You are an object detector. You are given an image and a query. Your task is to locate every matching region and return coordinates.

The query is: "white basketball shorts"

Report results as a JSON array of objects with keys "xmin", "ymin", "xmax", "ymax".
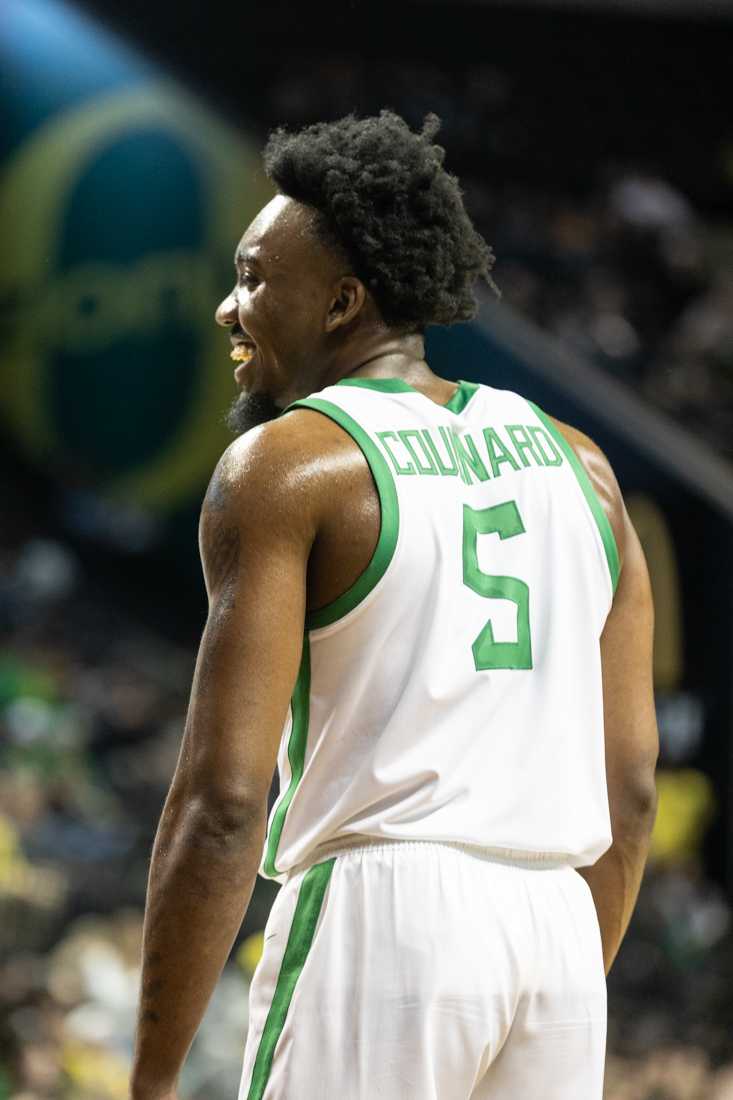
[{"xmin": 238, "ymin": 840, "xmax": 607, "ymax": 1099}]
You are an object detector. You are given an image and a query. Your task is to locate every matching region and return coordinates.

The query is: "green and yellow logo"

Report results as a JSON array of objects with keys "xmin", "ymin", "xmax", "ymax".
[{"xmin": 0, "ymin": 83, "xmax": 272, "ymax": 509}]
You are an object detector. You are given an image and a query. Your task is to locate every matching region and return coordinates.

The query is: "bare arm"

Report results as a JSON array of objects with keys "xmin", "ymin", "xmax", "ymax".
[
  {"xmin": 548, "ymin": 415, "xmax": 655, "ymax": 976},
  {"xmin": 552, "ymin": 418, "xmax": 659, "ymax": 976},
  {"xmin": 129, "ymin": 423, "xmax": 317, "ymax": 1100},
  {"xmin": 578, "ymin": 508, "xmax": 659, "ymax": 974}
]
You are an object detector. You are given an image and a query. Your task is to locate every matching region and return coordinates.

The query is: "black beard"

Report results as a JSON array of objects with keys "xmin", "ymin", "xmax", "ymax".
[{"xmin": 225, "ymin": 390, "xmax": 283, "ymax": 436}]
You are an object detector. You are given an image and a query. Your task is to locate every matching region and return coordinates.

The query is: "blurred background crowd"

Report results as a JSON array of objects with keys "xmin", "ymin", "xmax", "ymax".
[
  {"xmin": 2, "ymin": 0, "xmax": 733, "ymax": 1097},
  {"xmin": 252, "ymin": 54, "xmax": 733, "ymax": 462}
]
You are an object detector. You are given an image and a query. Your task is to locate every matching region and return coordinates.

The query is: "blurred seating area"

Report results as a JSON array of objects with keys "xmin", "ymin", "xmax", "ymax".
[{"xmin": 484, "ymin": 174, "xmax": 733, "ymax": 460}]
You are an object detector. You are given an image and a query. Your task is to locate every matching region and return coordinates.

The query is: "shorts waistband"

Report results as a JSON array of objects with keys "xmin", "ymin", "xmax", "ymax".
[{"xmin": 286, "ymin": 836, "xmax": 574, "ymax": 880}]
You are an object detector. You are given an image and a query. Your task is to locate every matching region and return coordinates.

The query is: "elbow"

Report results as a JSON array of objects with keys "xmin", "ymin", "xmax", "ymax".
[
  {"xmin": 609, "ymin": 768, "xmax": 658, "ymax": 825},
  {"xmin": 184, "ymin": 788, "xmax": 266, "ymax": 845},
  {"xmin": 637, "ymin": 782, "xmax": 658, "ymax": 820}
]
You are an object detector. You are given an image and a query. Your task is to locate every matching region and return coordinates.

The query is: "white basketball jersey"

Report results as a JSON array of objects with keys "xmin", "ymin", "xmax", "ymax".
[{"xmin": 259, "ymin": 378, "xmax": 619, "ymax": 882}]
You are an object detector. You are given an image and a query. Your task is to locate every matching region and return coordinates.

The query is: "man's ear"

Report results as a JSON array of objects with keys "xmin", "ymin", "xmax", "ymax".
[{"xmin": 325, "ymin": 276, "xmax": 366, "ymax": 332}]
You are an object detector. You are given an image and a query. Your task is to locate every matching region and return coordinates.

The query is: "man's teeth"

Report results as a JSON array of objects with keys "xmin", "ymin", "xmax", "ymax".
[{"xmin": 230, "ymin": 345, "xmax": 255, "ymax": 364}]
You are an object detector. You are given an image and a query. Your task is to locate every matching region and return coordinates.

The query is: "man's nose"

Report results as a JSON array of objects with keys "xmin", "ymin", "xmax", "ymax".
[{"xmin": 215, "ymin": 291, "xmax": 238, "ymax": 327}]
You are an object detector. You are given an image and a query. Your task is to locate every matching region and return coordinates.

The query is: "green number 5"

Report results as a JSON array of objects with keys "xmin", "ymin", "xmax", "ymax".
[{"xmin": 462, "ymin": 501, "xmax": 533, "ymax": 671}]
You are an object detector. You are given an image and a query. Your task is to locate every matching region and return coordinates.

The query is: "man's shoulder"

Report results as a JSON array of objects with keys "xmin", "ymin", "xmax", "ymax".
[
  {"xmin": 204, "ymin": 407, "xmax": 362, "ymax": 531},
  {"xmin": 222, "ymin": 404, "xmax": 356, "ymax": 477}
]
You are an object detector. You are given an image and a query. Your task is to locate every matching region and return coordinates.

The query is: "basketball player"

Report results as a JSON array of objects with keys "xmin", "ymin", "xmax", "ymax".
[{"xmin": 130, "ymin": 111, "xmax": 658, "ymax": 1100}]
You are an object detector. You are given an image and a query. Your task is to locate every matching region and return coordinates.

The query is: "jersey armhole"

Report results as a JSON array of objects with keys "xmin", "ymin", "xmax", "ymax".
[
  {"xmin": 286, "ymin": 396, "xmax": 400, "ymax": 630},
  {"xmin": 528, "ymin": 402, "xmax": 620, "ymax": 595}
]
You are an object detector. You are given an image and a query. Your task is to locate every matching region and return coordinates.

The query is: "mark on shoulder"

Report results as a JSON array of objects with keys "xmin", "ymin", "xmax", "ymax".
[
  {"xmin": 201, "ymin": 404, "xmax": 363, "ymax": 602},
  {"xmin": 548, "ymin": 415, "xmax": 626, "ymax": 569},
  {"xmin": 200, "ymin": 441, "xmax": 246, "ymax": 606},
  {"xmin": 200, "ymin": 416, "xmax": 335, "ymax": 603}
]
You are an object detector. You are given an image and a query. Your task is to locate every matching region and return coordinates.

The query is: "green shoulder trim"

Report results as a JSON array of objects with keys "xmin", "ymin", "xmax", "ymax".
[
  {"xmin": 245, "ymin": 858, "xmax": 335, "ymax": 1100},
  {"xmin": 262, "ymin": 636, "xmax": 311, "ymax": 878},
  {"xmin": 528, "ymin": 402, "xmax": 620, "ymax": 594},
  {"xmin": 445, "ymin": 379, "xmax": 480, "ymax": 413},
  {"xmin": 287, "ymin": 396, "xmax": 400, "ymax": 630}
]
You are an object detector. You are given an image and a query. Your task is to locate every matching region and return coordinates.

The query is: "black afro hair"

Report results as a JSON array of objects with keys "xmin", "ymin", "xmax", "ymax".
[{"xmin": 262, "ymin": 110, "xmax": 499, "ymax": 330}]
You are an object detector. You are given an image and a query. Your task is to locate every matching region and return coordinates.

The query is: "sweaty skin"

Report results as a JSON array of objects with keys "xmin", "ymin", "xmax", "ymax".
[{"xmin": 129, "ymin": 195, "xmax": 658, "ymax": 1100}]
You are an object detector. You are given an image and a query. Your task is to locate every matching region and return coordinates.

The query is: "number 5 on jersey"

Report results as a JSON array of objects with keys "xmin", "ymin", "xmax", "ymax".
[{"xmin": 462, "ymin": 501, "xmax": 533, "ymax": 671}]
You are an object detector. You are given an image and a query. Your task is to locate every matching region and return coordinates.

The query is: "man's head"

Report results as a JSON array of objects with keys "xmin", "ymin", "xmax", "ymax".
[{"xmin": 217, "ymin": 110, "xmax": 497, "ymax": 434}]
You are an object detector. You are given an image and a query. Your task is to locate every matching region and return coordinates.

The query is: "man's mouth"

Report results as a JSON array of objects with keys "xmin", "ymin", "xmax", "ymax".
[
  {"xmin": 230, "ymin": 327, "xmax": 258, "ymax": 367},
  {"xmin": 230, "ymin": 343, "xmax": 256, "ymax": 366}
]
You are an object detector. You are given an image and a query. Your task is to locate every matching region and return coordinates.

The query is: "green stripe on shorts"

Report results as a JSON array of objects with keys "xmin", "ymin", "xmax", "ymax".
[{"xmin": 245, "ymin": 858, "xmax": 336, "ymax": 1100}]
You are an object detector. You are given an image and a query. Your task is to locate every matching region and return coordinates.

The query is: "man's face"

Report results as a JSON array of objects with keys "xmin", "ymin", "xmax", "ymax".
[{"xmin": 215, "ymin": 194, "xmax": 346, "ymax": 435}]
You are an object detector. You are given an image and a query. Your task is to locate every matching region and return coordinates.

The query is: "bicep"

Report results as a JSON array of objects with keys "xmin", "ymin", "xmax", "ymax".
[
  {"xmin": 173, "ymin": 446, "xmax": 312, "ymax": 814},
  {"xmin": 188, "ymin": 547, "xmax": 306, "ymax": 810},
  {"xmin": 600, "ymin": 510, "xmax": 659, "ymax": 811}
]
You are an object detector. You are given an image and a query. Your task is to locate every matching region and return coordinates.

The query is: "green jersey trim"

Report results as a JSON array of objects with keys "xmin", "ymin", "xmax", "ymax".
[
  {"xmin": 287, "ymin": 396, "xmax": 400, "ymax": 630},
  {"xmin": 263, "ymin": 636, "xmax": 311, "ymax": 878},
  {"xmin": 245, "ymin": 858, "xmax": 335, "ymax": 1100},
  {"xmin": 335, "ymin": 376, "xmax": 480, "ymax": 413},
  {"xmin": 445, "ymin": 379, "xmax": 480, "ymax": 413},
  {"xmin": 528, "ymin": 402, "xmax": 620, "ymax": 594}
]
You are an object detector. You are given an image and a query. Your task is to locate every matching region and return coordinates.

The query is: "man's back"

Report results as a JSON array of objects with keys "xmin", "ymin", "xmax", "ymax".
[
  {"xmin": 225, "ymin": 372, "xmax": 627, "ymax": 1100},
  {"xmin": 261, "ymin": 376, "xmax": 617, "ymax": 882},
  {"xmin": 132, "ymin": 109, "xmax": 657, "ymax": 1100}
]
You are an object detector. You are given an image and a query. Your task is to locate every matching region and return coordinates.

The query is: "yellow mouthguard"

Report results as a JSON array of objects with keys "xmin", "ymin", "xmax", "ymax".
[{"xmin": 230, "ymin": 345, "xmax": 255, "ymax": 364}]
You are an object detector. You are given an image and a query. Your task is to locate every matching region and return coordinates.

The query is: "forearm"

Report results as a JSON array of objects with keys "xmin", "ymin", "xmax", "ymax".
[
  {"xmin": 578, "ymin": 798, "xmax": 657, "ymax": 976},
  {"xmin": 130, "ymin": 790, "xmax": 264, "ymax": 1098}
]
